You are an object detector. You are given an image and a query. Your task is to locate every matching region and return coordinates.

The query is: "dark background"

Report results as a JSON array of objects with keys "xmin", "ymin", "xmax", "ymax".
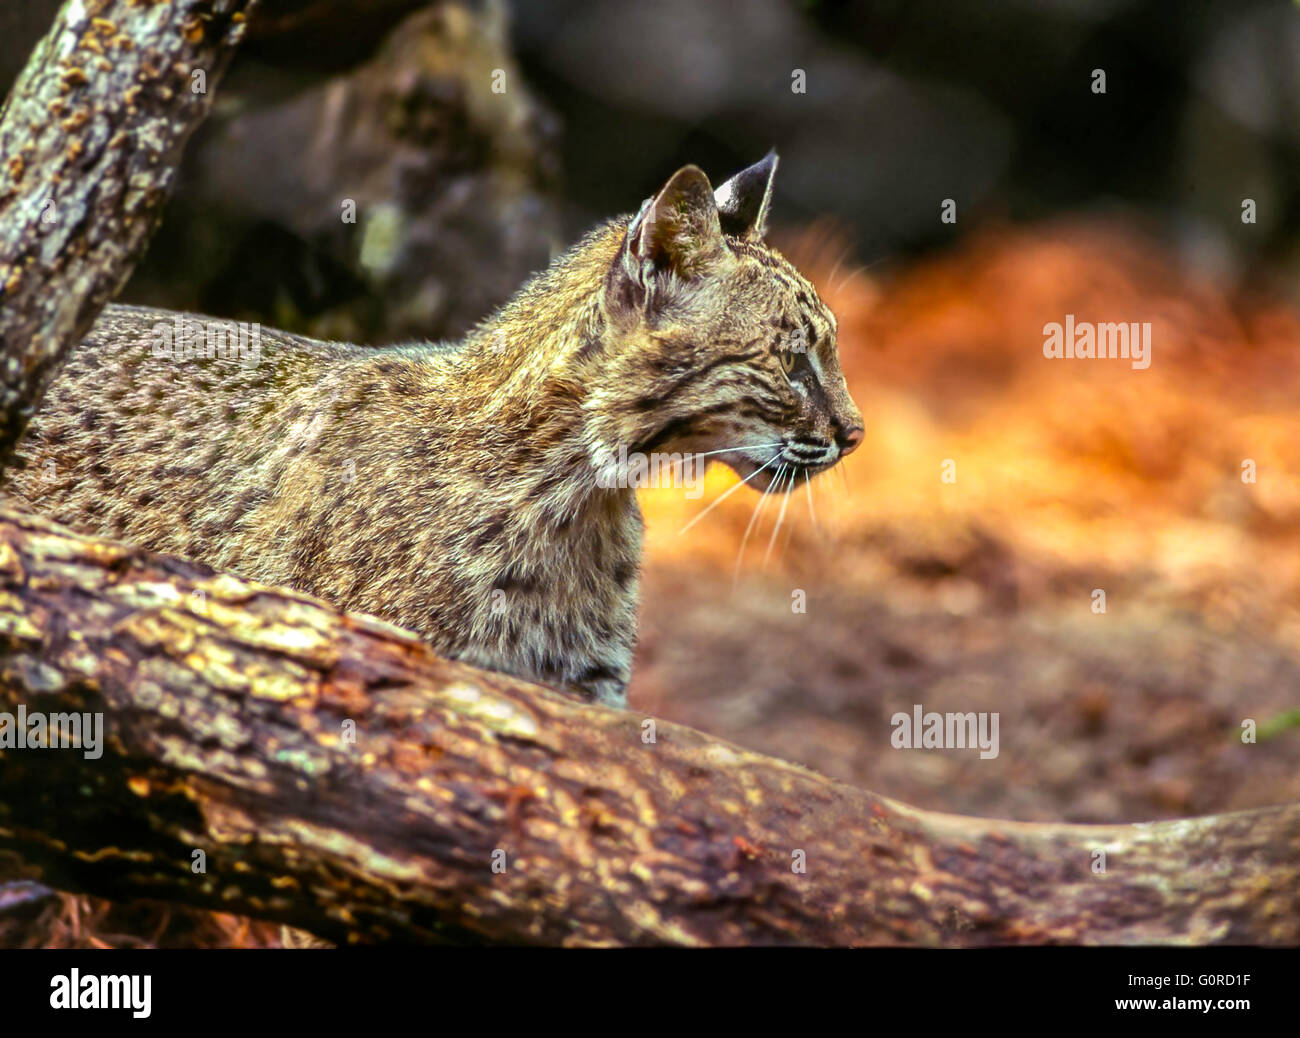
[
  {"xmin": 5, "ymin": 0, "xmax": 1297, "ymax": 332},
  {"xmin": 512, "ymin": 0, "xmax": 1300, "ymax": 291}
]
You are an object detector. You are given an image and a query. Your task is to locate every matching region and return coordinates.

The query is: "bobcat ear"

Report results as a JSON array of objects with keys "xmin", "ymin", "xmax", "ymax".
[
  {"xmin": 713, "ymin": 150, "xmax": 778, "ymax": 240},
  {"xmin": 626, "ymin": 165, "xmax": 727, "ymax": 281}
]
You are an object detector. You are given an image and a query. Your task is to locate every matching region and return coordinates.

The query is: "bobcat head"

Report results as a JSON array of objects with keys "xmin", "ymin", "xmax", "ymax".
[{"xmin": 591, "ymin": 152, "xmax": 863, "ymax": 494}]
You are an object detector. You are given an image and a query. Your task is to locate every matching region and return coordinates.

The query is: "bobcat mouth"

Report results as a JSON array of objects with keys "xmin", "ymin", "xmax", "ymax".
[
  {"xmin": 720, "ymin": 440, "xmax": 836, "ymax": 494},
  {"xmin": 781, "ymin": 438, "xmax": 836, "ymax": 469},
  {"xmin": 750, "ymin": 461, "xmax": 828, "ymax": 495}
]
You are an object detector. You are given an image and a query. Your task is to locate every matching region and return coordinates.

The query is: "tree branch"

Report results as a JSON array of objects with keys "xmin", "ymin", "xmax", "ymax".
[
  {"xmin": 0, "ymin": 506, "xmax": 1296, "ymax": 946},
  {"xmin": 0, "ymin": 0, "xmax": 258, "ymax": 460}
]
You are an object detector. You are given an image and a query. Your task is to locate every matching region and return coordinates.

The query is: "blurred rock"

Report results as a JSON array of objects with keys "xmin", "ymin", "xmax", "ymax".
[
  {"xmin": 511, "ymin": 0, "xmax": 1010, "ymax": 247},
  {"xmin": 126, "ymin": 1, "xmax": 562, "ymax": 342}
]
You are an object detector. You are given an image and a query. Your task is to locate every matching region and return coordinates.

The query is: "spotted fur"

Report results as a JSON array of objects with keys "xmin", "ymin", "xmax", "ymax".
[{"xmin": 5, "ymin": 154, "xmax": 862, "ymax": 707}]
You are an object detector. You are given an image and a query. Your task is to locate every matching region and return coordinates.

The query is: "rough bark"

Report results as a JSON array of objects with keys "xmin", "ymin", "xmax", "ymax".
[
  {"xmin": 0, "ymin": 0, "xmax": 258, "ymax": 460},
  {"xmin": 0, "ymin": 507, "xmax": 1296, "ymax": 946}
]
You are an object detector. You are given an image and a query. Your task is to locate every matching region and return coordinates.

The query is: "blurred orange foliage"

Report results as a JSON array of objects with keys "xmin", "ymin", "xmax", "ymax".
[{"xmin": 634, "ymin": 220, "xmax": 1300, "ymax": 826}]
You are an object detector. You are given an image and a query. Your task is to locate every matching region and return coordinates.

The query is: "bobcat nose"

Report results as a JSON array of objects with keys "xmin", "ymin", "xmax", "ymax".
[{"xmin": 838, "ymin": 424, "xmax": 864, "ymax": 457}]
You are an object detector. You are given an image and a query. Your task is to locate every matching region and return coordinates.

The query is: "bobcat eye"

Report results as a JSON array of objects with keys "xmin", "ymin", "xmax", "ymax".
[{"xmin": 779, "ymin": 347, "xmax": 807, "ymax": 378}]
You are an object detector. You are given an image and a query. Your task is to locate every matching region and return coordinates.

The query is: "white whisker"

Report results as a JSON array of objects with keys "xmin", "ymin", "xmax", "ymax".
[
  {"xmin": 763, "ymin": 467, "xmax": 793, "ymax": 568},
  {"xmin": 803, "ymin": 469, "xmax": 817, "ymax": 529},
  {"xmin": 692, "ymin": 442, "xmax": 783, "ymax": 460},
  {"xmin": 664, "ymin": 443, "xmax": 782, "ymax": 482},
  {"xmin": 822, "ymin": 470, "xmax": 842, "ymax": 538},
  {"xmin": 667, "ymin": 442, "xmax": 784, "ymax": 482},
  {"xmin": 678, "ymin": 452, "xmax": 780, "ymax": 535},
  {"xmin": 825, "ymin": 241, "xmax": 854, "ymax": 294},
  {"xmin": 733, "ymin": 461, "xmax": 782, "ymax": 586},
  {"xmin": 779, "ymin": 499, "xmax": 797, "ymax": 562}
]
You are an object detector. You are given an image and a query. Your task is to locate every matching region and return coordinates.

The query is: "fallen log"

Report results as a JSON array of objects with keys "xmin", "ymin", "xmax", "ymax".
[{"xmin": 0, "ymin": 506, "xmax": 1296, "ymax": 945}]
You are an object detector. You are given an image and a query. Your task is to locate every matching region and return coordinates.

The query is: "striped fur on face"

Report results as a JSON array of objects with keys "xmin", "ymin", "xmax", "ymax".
[{"xmin": 588, "ymin": 154, "xmax": 864, "ymax": 494}]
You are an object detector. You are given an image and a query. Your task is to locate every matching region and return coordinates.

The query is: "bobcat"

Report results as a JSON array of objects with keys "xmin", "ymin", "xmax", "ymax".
[{"xmin": 5, "ymin": 153, "xmax": 863, "ymax": 707}]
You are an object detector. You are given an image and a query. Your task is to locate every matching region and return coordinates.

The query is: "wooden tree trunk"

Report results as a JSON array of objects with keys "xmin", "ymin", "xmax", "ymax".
[
  {"xmin": 0, "ymin": 507, "xmax": 1297, "ymax": 945},
  {"xmin": 0, "ymin": 0, "xmax": 258, "ymax": 459}
]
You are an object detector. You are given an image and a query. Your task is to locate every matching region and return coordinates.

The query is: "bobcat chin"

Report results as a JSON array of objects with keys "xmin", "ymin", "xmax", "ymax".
[{"xmin": 6, "ymin": 153, "xmax": 862, "ymax": 708}]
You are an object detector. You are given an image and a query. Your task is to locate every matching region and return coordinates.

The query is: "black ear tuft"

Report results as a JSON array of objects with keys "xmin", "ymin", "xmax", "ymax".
[{"xmin": 713, "ymin": 150, "xmax": 778, "ymax": 240}]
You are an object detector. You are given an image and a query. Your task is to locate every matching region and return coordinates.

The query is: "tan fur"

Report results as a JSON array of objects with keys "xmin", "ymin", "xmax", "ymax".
[{"xmin": 5, "ymin": 157, "xmax": 861, "ymax": 706}]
